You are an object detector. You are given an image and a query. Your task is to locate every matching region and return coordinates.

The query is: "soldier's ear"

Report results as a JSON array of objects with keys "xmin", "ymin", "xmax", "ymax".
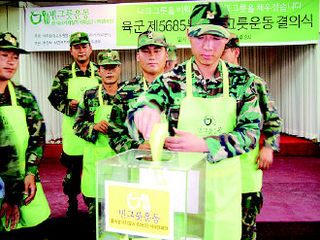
[
  {"xmin": 234, "ymin": 47, "xmax": 240, "ymax": 59},
  {"xmin": 97, "ymin": 68, "xmax": 102, "ymax": 77},
  {"xmin": 165, "ymin": 50, "xmax": 169, "ymax": 61}
]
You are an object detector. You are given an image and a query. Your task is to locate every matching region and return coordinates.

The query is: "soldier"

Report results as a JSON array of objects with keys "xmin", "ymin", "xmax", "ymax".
[
  {"xmin": 48, "ymin": 32, "xmax": 101, "ymax": 218},
  {"xmin": 164, "ymin": 43, "xmax": 179, "ymax": 72},
  {"xmin": 73, "ymin": 49, "xmax": 121, "ymax": 230},
  {"xmin": 128, "ymin": 2, "xmax": 261, "ymax": 239},
  {"xmin": 108, "ymin": 30, "xmax": 168, "ymax": 153},
  {"xmin": 0, "ymin": 32, "xmax": 49, "ymax": 232},
  {"xmin": 221, "ymin": 34, "xmax": 282, "ymax": 240}
]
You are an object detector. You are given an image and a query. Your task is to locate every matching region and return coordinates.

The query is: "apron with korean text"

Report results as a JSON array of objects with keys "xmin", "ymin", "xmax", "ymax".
[
  {"xmin": 62, "ymin": 62, "xmax": 99, "ymax": 155},
  {"xmin": 0, "ymin": 81, "xmax": 50, "ymax": 230},
  {"xmin": 81, "ymin": 85, "xmax": 116, "ymax": 197},
  {"xmin": 177, "ymin": 59, "xmax": 241, "ymax": 240}
]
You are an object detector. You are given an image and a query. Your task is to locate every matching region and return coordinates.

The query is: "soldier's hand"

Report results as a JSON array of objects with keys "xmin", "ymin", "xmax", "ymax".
[
  {"xmin": 94, "ymin": 120, "xmax": 109, "ymax": 135},
  {"xmin": 134, "ymin": 106, "xmax": 161, "ymax": 141},
  {"xmin": 24, "ymin": 174, "xmax": 36, "ymax": 205},
  {"xmin": 256, "ymin": 146, "xmax": 273, "ymax": 170},
  {"xmin": 138, "ymin": 142, "xmax": 151, "ymax": 150},
  {"xmin": 0, "ymin": 202, "xmax": 20, "ymax": 230},
  {"xmin": 165, "ymin": 128, "xmax": 209, "ymax": 152},
  {"xmin": 70, "ymin": 99, "xmax": 79, "ymax": 112}
]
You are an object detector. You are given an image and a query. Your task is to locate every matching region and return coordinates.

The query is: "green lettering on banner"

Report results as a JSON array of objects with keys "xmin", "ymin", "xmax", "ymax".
[{"xmin": 116, "ymin": 0, "xmax": 319, "ymax": 47}]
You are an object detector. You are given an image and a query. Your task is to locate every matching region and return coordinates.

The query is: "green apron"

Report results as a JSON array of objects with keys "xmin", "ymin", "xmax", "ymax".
[
  {"xmin": 240, "ymin": 145, "xmax": 263, "ymax": 193},
  {"xmin": 0, "ymin": 81, "xmax": 50, "ymax": 230},
  {"xmin": 177, "ymin": 59, "xmax": 241, "ymax": 240},
  {"xmin": 62, "ymin": 62, "xmax": 99, "ymax": 155},
  {"xmin": 81, "ymin": 85, "xmax": 116, "ymax": 198}
]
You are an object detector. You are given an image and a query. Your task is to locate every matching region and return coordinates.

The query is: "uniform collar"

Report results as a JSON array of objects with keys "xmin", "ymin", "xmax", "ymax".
[{"xmin": 190, "ymin": 57, "xmax": 223, "ymax": 83}]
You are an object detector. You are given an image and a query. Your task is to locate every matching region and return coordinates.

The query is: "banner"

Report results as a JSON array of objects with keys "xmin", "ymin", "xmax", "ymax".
[
  {"xmin": 25, "ymin": 0, "xmax": 319, "ymax": 51},
  {"xmin": 25, "ymin": 5, "xmax": 116, "ymax": 51}
]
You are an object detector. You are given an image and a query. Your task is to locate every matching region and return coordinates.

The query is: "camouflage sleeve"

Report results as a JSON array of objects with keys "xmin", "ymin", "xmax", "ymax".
[
  {"xmin": 22, "ymin": 89, "xmax": 46, "ymax": 177},
  {"xmin": 0, "ymin": 127, "xmax": 24, "ymax": 206},
  {"xmin": 108, "ymin": 94, "xmax": 141, "ymax": 153},
  {"xmin": 205, "ymin": 78, "xmax": 261, "ymax": 162},
  {"xmin": 48, "ymin": 72, "xmax": 75, "ymax": 117},
  {"xmin": 128, "ymin": 74, "xmax": 261, "ymax": 162},
  {"xmin": 255, "ymin": 78, "xmax": 282, "ymax": 151},
  {"xmin": 126, "ymin": 76, "xmax": 169, "ymax": 142},
  {"xmin": 73, "ymin": 92, "xmax": 98, "ymax": 143},
  {"xmin": 0, "ymin": 175, "xmax": 24, "ymax": 206}
]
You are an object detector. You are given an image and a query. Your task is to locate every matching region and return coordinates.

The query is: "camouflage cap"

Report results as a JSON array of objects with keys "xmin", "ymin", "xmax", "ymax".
[
  {"xmin": 69, "ymin": 32, "xmax": 90, "ymax": 46},
  {"xmin": 167, "ymin": 43, "xmax": 178, "ymax": 61},
  {"xmin": 188, "ymin": 2, "xmax": 230, "ymax": 39},
  {"xmin": 137, "ymin": 31, "xmax": 167, "ymax": 49},
  {"xmin": 97, "ymin": 49, "xmax": 121, "ymax": 65},
  {"xmin": 0, "ymin": 32, "xmax": 29, "ymax": 54},
  {"xmin": 225, "ymin": 33, "xmax": 240, "ymax": 49}
]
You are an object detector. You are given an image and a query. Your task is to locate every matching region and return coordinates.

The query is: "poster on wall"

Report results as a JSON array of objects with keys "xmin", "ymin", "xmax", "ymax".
[
  {"xmin": 25, "ymin": 4, "xmax": 116, "ymax": 51},
  {"xmin": 25, "ymin": 0, "xmax": 319, "ymax": 51}
]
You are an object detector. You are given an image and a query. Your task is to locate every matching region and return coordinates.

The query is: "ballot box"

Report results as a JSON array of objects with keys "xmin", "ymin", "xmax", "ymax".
[{"xmin": 96, "ymin": 149, "xmax": 206, "ymax": 240}]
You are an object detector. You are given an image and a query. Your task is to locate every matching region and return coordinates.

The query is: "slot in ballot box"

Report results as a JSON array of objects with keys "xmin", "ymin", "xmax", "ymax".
[{"xmin": 96, "ymin": 149, "xmax": 206, "ymax": 240}]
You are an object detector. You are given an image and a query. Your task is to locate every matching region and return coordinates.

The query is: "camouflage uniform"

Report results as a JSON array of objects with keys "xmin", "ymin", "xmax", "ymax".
[
  {"xmin": 225, "ymin": 35, "xmax": 282, "ymax": 240},
  {"xmin": 0, "ymin": 83, "xmax": 45, "ymax": 207},
  {"xmin": 108, "ymin": 31, "xmax": 167, "ymax": 153},
  {"xmin": 127, "ymin": 58, "xmax": 261, "ymax": 162},
  {"xmin": 254, "ymin": 74, "xmax": 282, "ymax": 151},
  {"xmin": 48, "ymin": 62, "xmax": 101, "ymax": 117},
  {"xmin": 108, "ymin": 76, "xmax": 147, "ymax": 153},
  {"xmin": 73, "ymin": 85, "xmax": 116, "ymax": 223},
  {"xmin": 48, "ymin": 61, "xmax": 101, "ymax": 195},
  {"xmin": 240, "ymin": 74, "xmax": 281, "ymax": 240},
  {"xmin": 226, "ymin": 37, "xmax": 281, "ymax": 240},
  {"xmin": 73, "ymin": 50, "xmax": 121, "ymax": 227},
  {"xmin": 74, "ymin": 86, "xmax": 116, "ymax": 143}
]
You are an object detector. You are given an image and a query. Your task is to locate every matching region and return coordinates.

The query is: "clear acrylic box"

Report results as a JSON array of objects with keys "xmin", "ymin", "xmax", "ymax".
[{"xmin": 96, "ymin": 149, "xmax": 206, "ymax": 240}]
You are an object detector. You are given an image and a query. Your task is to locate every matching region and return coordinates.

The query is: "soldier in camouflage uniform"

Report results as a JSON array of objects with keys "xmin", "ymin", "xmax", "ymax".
[
  {"xmin": 108, "ymin": 31, "xmax": 168, "ymax": 153},
  {"xmin": 164, "ymin": 43, "xmax": 179, "ymax": 72},
  {"xmin": 221, "ymin": 34, "xmax": 282, "ymax": 240},
  {"xmin": 73, "ymin": 50, "xmax": 121, "ymax": 231},
  {"xmin": 128, "ymin": 3, "xmax": 261, "ymax": 160},
  {"xmin": 0, "ymin": 32, "xmax": 47, "ymax": 231},
  {"xmin": 128, "ymin": 3, "xmax": 262, "ymax": 238},
  {"xmin": 48, "ymin": 32, "xmax": 101, "ymax": 218}
]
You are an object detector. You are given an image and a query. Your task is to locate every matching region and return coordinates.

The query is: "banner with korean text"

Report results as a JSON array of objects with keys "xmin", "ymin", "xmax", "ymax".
[{"xmin": 25, "ymin": 0, "xmax": 319, "ymax": 51}]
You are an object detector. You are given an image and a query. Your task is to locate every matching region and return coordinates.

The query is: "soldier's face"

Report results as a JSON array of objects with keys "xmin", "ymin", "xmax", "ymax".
[
  {"xmin": 0, "ymin": 50, "xmax": 19, "ymax": 81},
  {"xmin": 136, "ymin": 45, "xmax": 168, "ymax": 76},
  {"xmin": 99, "ymin": 65, "xmax": 121, "ymax": 85},
  {"xmin": 70, "ymin": 43, "xmax": 92, "ymax": 64},
  {"xmin": 188, "ymin": 34, "xmax": 228, "ymax": 67}
]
